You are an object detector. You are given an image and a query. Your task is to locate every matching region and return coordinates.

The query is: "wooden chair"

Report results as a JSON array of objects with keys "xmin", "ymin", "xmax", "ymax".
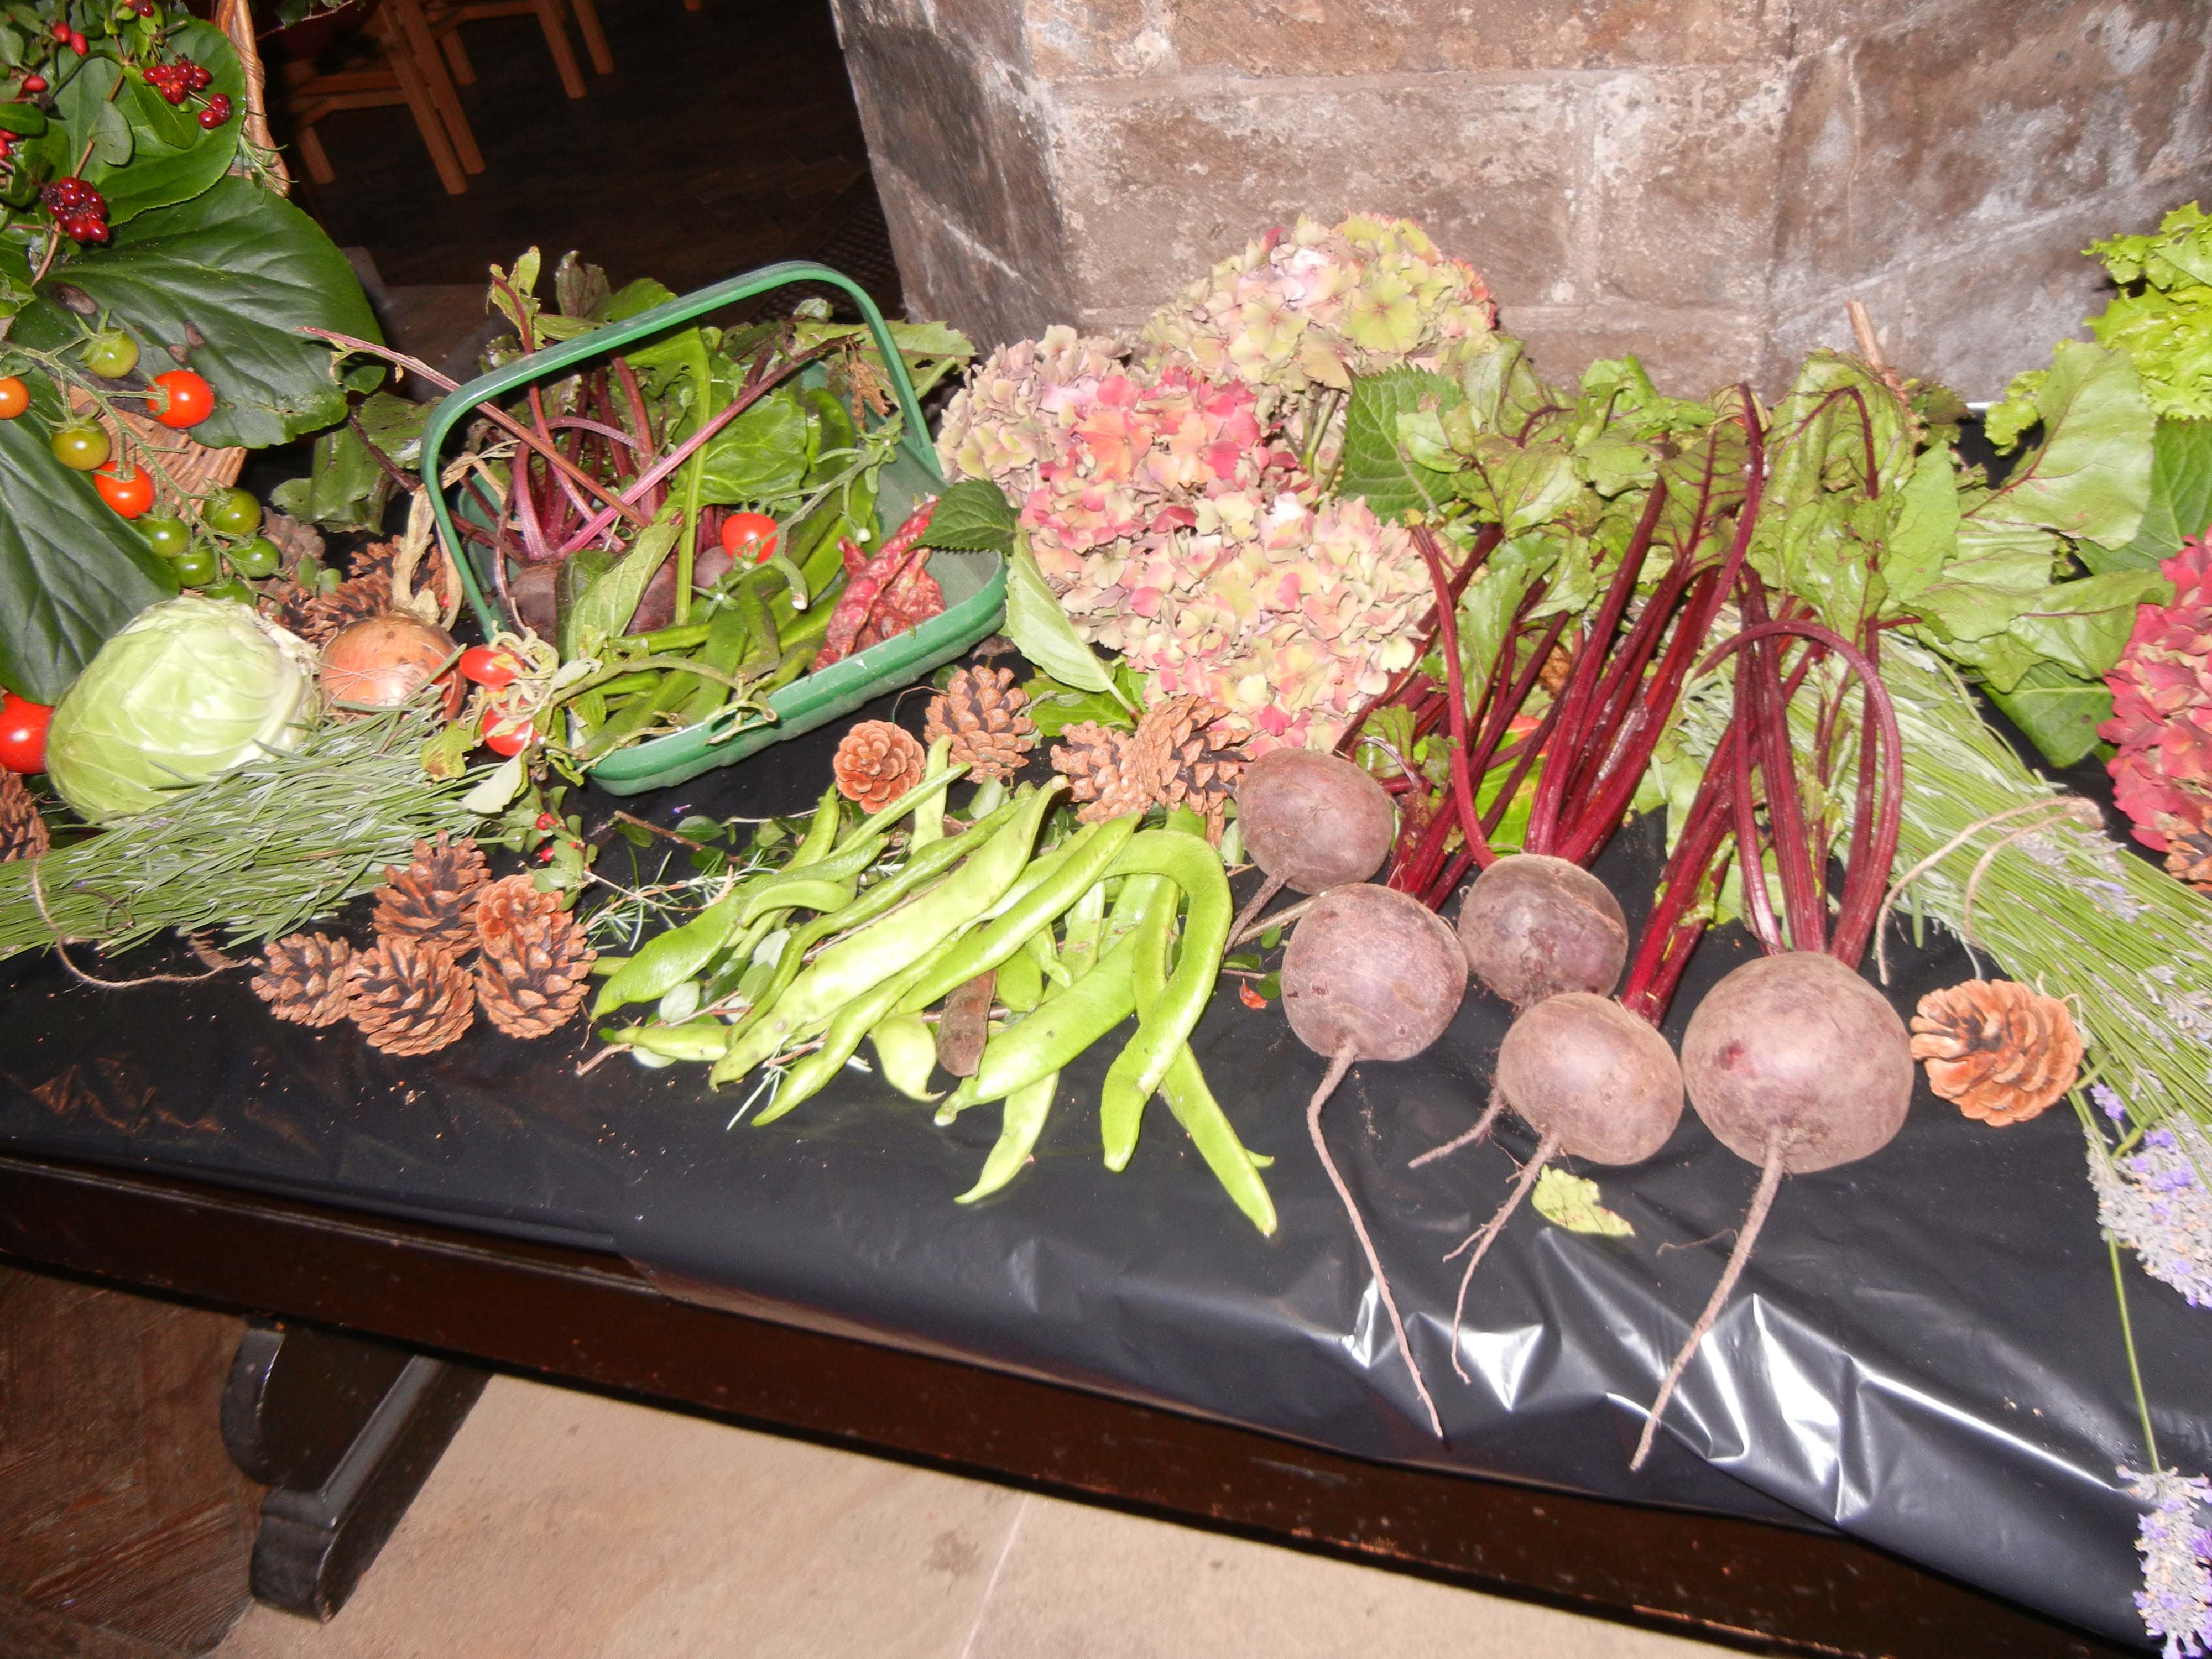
[
  {"xmin": 274, "ymin": 0, "xmax": 485, "ymax": 196},
  {"xmin": 420, "ymin": 0, "xmax": 612, "ymax": 102}
]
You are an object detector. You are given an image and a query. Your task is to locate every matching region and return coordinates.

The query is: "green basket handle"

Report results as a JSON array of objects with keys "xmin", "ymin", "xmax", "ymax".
[{"xmin": 418, "ymin": 260, "xmax": 941, "ymax": 641}]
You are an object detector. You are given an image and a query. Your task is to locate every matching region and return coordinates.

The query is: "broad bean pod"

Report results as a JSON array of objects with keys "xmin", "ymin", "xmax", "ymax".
[
  {"xmin": 753, "ymin": 940, "xmax": 961, "ymax": 1123},
  {"xmin": 940, "ymin": 931, "xmax": 1140, "ymax": 1117},
  {"xmin": 1092, "ymin": 828, "xmax": 1233, "ymax": 1142}
]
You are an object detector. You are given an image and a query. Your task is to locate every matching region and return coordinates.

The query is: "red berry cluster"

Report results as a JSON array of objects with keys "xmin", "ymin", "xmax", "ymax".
[
  {"xmin": 198, "ymin": 90, "xmax": 230, "ymax": 129},
  {"xmin": 49, "ymin": 20, "xmax": 86, "ymax": 54},
  {"xmin": 143, "ymin": 57, "xmax": 212, "ymax": 105},
  {"xmin": 41, "ymin": 176, "xmax": 108, "ymax": 244}
]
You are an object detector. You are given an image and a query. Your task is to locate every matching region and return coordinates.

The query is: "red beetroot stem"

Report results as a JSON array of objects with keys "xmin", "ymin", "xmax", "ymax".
[
  {"xmin": 1735, "ymin": 581, "xmax": 1827, "ymax": 951},
  {"xmin": 1524, "ymin": 482, "xmax": 1670, "ymax": 854},
  {"xmin": 1334, "ymin": 525, "xmax": 1500, "ymax": 759},
  {"xmin": 1412, "ymin": 526, "xmax": 1496, "ymax": 875}
]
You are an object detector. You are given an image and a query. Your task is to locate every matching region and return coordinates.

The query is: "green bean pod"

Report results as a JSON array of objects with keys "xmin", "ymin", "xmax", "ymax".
[
  {"xmin": 774, "ymin": 784, "xmax": 1057, "ymax": 1029},
  {"xmin": 601, "ymin": 1019, "xmax": 733, "ymax": 1062},
  {"xmin": 940, "ymin": 931, "xmax": 1139, "ymax": 1118},
  {"xmin": 996, "ymin": 940, "xmax": 1044, "ymax": 1011},
  {"xmin": 956, "ymin": 1070, "xmax": 1058, "ymax": 1205},
  {"xmin": 736, "ymin": 872, "xmax": 859, "ymax": 927},
  {"xmin": 896, "ymin": 814, "xmax": 1139, "ymax": 1013},
  {"xmin": 753, "ymin": 943, "xmax": 956, "ymax": 1124},
  {"xmin": 870, "ymin": 1011, "xmax": 938, "ymax": 1101},
  {"xmin": 1094, "ymin": 830, "xmax": 1233, "ymax": 1167},
  {"xmin": 722, "ymin": 794, "xmax": 1024, "ymax": 1042},
  {"xmin": 1158, "ymin": 1048, "xmax": 1277, "ymax": 1235},
  {"xmin": 1099, "ymin": 871, "xmax": 1177, "ymax": 1168},
  {"xmin": 593, "ymin": 885, "xmax": 749, "ymax": 1018}
]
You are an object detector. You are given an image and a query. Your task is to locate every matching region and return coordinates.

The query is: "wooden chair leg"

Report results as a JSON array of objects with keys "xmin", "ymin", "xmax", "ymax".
[
  {"xmin": 387, "ymin": 0, "xmax": 485, "ymax": 174},
  {"xmin": 681, "ymin": 0, "xmax": 701, "ymax": 12},
  {"xmin": 374, "ymin": 11, "xmax": 468, "ymax": 194},
  {"xmin": 295, "ymin": 122, "xmax": 336, "ymax": 185},
  {"xmin": 437, "ymin": 28, "xmax": 476, "ymax": 85},
  {"xmin": 566, "ymin": 0, "xmax": 613, "ymax": 76},
  {"xmin": 530, "ymin": 0, "xmax": 588, "ymax": 98}
]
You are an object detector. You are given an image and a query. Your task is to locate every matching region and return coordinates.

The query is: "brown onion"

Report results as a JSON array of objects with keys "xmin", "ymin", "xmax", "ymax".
[{"xmin": 320, "ymin": 613, "xmax": 463, "ymax": 719}]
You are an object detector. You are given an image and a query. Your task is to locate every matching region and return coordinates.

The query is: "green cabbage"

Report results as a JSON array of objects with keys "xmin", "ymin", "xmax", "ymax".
[{"xmin": 45, "ymin": 597, "xmax": 317, "ymax": 823}]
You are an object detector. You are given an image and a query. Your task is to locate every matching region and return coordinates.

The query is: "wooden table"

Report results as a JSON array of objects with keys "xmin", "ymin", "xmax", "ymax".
[{"xmin": 0, "ymin": 1149, "xmax": 2137, "ymax": 1659}]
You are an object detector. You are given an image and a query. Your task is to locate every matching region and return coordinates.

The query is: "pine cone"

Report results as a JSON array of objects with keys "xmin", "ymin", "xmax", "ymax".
[
  {"xmin": 1051, "ymin": 722, "xmax": 1152, "ymax": 824},
  {"xmin": 350, "ymin": 537, "xmax": 460, "ymax": 613},
  {"xmin": 833, "ymin": 720, "xmax": 926, "ymax": 812},
  {"xmin": 2158, "ymin": 815, "xmax": 2212, "ymax": 891},
  {"xmin": 260, "ymin": 509, "xmax": 325, "ymax": 580},
  {"xmin": 1909, "ymin": 978, "xmax": 2084, "ymax": 1126},
  {"xmin": 252, "ymin": 932, "xmax": 356, "ymax": 1027},
  {"xmin": 924, "ymin": 666, "xmax": 1036, "ymax": 784},
  {"xmin": 473, "ymin": 874, "xmax": 596, "ymax": 1039},
  {"xmin": 372, "ymin": 832, "xmax": 489, "ymax": 953},
  {"xmin": 0, "ymin": 771, "xmax": 49, "ymax": 863},
  {"xmin": 347, "ymin": 935, "xmax": 474, "ymax": 1056},
  {"xmin": 1131, "ymin": 695, "xmax": 1245, "ymax": 841},
  {"xmin": 275, "ymin": 573, "xmax": 393, "ymax": 646}
]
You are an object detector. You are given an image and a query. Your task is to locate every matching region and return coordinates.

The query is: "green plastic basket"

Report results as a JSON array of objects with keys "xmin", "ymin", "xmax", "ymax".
[{"xmin": 419, "ymin": 260, "xmax": 1005, "ymax": 797}]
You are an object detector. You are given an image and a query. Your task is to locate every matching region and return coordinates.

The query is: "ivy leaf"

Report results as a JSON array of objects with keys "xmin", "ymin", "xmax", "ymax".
[
  {"xmin": 1983, "ymin": 662, "xmax": 2114, "ymax": 768},
  {"xmin": 2106, "ymin": 416, "xmax": 2212, "ymax": 570},
  {"xmin": 1532, "ymin": 1167, "xmax": 1634, "ymax": 1238},
  {"xmin": 1337, "ymin": 367, "xmax": 1462, "ymax": 521},
  {"xmin": 13, "ymin": 178, "xmax": 382, "ymax": 448},
  {"xmin": 0, "ymin": 377, "xmax": 177, "ymax": 700},
  {"xmin": 1004, "ymin": 531, "xmax": 1129, "ymax": 708},
  {"xmin": 926, "ymin": 477, "xmax": 1019, "ymax": 554}
]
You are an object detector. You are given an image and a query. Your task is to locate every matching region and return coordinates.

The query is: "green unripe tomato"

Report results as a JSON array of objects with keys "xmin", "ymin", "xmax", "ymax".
[
  {"xmin": 141, "ymin": 517, "xmax": 192, "ymax": 559},
  {"xmin": 200, "ymin": 578, "xmax": 255, "ymax": 606},
  {"xmin": 200, "ymin": 487, "xmax": 260, "ymax": 537},
  {"xmin": 80, "ymin": 330, "xmax": 139, "ymax": 378},
  {"xmin": 171, "ymin": 544, "xmax": 218, "ymax": 587},
  {"xmin": 51, "ymin": 424, "xmax": 110, "ymax": 471},
  {"xmin": 228, "ymin": 536, "xmax": 280, "ymax": 578}
]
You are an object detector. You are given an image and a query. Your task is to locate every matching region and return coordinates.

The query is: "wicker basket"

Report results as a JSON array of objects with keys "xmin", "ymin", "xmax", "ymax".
[{"xmin": 70, "ymin": 0, "xmax": 287, "ymax": 499}]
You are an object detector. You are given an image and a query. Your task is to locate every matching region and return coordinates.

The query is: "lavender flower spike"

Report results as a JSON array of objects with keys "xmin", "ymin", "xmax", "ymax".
[
  {"xmin": 2086, "ymin": 1110, "xmax": 2212, "ymax": 1308},
  {"xmin": 2125, "ymin": 1466, "xmax": 2212, "ymax": 1658}
]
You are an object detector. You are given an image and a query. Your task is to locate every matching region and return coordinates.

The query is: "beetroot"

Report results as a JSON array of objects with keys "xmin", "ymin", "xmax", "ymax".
[
  {"xmin": 1438, "ymin": 993, "xmax": 1682, "ymax": 1376},
  {"xmin": 1281, "ymin": 881, "xmax": 1468, "ymax": 1437},
  {"xmin": 1455, "ymin": 853, "xmax": 1629, "ymax": 1009},
  {"xmin": 1229, "ymin": 748, "xmax": 1395, "ymax": 946}
]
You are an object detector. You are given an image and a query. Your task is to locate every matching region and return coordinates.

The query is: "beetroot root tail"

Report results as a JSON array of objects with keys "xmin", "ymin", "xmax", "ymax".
[
  {"xmin": 1444, "ymin": 1128, "xmax": 1561, "ymax": 1384},
  {"xmin": 1630, "ymin": 1137, "xmax": 1788, "ymax": 1472},
  {"xmin": 1409, "ymin": 1088, "xmax": 1508, "ymax": 1171},
  {"xmin": 1308, "ymin": 1046, "xmax": 1446, "ymax": 1440}
]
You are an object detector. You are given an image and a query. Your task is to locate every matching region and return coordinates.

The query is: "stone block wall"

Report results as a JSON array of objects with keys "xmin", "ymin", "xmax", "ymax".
[{"xmin": 833, "ymin": 0, "xmax": 2212, "ymax": 398}]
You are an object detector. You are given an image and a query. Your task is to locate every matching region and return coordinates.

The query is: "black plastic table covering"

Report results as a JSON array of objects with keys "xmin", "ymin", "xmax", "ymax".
[{"xmin": 1, "ymin": 699, "xmax": 2201, "ymax": 1650}]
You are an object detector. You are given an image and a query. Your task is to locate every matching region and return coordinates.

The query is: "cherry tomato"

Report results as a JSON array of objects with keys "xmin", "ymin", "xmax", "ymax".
[
  {"xmin": 150, "ymin": 368, "xmax": 214, "ymax": 429},
  {"xmin": 200, "ymin": 578, "xmax": 255, "ymax": 606},
  {"xmin": 141, "ymin": 516, "xmax": 191, "ymax": 559},
  {"xmin": 81, "ymin": 330, "xmax": 138, "ymax": 378},
  {"xmin": 200, "ymin": 486, "xmax": 260, "ymax": 536},
  {"xmin": 228, "ymin": 536, "xmax": 280, "ymax": 578},
  {"xmin": 481, "ymin": 716, "xmax": 534, "ymax": 758},
  {"xmin": 718, "ymin": 510, "xmax": 780, "ymax": 563},
  {"xmin": 0, "ymin": 377, "xmax": 28, "ymax": 419},
  {"xmin": 171, "ymin": 544, "xmax": 218, "ymax": 587},
  {"xmin": 457, "ymin": 644, "xmax": 521, "ymax": 687},
  {"xmin": 93, "ymin": 461, "xmax": 153, "ymax": 518},
  {"xmin": 0, "ymin": 691, "xmax": 51, "ymax": 773},
  {"xmin": 50, "ymin": 423, "xmax": 109, "ymax": 471}
]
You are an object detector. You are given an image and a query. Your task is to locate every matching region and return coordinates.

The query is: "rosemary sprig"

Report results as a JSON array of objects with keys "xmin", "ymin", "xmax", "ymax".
[{"xmin": 1, "ymin": 709, "xmax": 488, "ymax": 962}]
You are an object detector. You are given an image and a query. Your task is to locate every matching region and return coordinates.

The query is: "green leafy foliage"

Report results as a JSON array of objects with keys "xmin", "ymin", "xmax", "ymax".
[
  {"xmin": 13, "ymin": 179, "xmax": 383, "ymax": 448},
  {"xmin": 2085, "ymin": 200, "xmax": 2212, "ymax": 421},
  {"xmin": 2109, "ymin": 416, "xmax": 2212, "ymax": 568},
  {"xmin": 269, "ymin": 392, "xmax": 427, "ymax": 531},
  {"xmin": 926, "ymin": 477, "xmax": 1019, "ymax": 554},
  {"xmin": 56, "ymin": 23, "xmax": 244, "ymax": 223},
  {"xmin": 1983, "ymin": 662, "xmax": 2115, "ymax": 768},
  {"xmin": 1005, "ymin": 533, "xmax": 1129, "ymax": 708},
  {"xmin": 1335, "ymin": 367, "xmax": 1462, "ymax": 520},
  {"xmin": 562, "ymin": 505, "xmax": 681, "ymax": 648},
  {"xmin": 0, "ymin": 384, "xmax": 176, "ymax": 701}
]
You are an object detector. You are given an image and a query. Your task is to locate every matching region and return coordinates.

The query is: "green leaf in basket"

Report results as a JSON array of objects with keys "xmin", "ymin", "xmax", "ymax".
[
  {"xmin": 926, "ymin": 477, "xmax": 1019, "ymax": 554},
  {"xmin": 1005, "ymin": 531, "xmax": 1131, "ymax": 711},
  {"xmin": 562, "ymin": 504, "xmax": 682, "ymax": 650}
]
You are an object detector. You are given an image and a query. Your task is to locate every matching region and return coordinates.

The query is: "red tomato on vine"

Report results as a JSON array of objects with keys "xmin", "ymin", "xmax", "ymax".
[
  {"xmin": 151, "ymin": 369, "xmax": 215, "ymax": 429},
  {"xmin": 718, "ymin": 511, "xmax": 780, "ymax": 563},
  {"xmin": 93, "ymin": 463, "xmax": 154, "ymax": 518},
  {"xmin": 0, "ymin": 377, "xmax": 28, "ymax": 419}
]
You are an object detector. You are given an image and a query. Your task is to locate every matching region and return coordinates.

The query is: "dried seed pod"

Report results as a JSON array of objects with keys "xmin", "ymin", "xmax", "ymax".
[
  {"xmin": 924, "ymin": 666, "xmax": 1037, "ymax": 784},
  {"xmin": 832, "ymin": 719, "xmax": 926, "ymax": 812},
  {"xmin": 1909, "ymin": 978, "xmax": 2083, "ymax": 1126},
  {"xmin": 252, "ymin": 931, "xmax": 355, "ymax": 1027},
  {"xmin": 372, "ymin": 831, "xmax": 489, "ymax": 953},
  {"xmin": 347, "ymin": 935, "xmax": 474, "ymax": 1056}
]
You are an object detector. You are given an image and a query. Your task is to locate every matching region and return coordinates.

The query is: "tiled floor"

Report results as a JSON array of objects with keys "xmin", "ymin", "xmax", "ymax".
[{"xmin": 212, "ymin": 1375, "xmax": 1718, "ymax": 1659}]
